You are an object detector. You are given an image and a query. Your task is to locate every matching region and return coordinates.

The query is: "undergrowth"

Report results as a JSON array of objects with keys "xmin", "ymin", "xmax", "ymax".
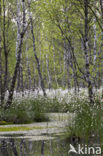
[
  {"xmin": 0, "ymin": 96, "xmax": 68, "ymax": 124},
  {"xmin": 67, "ymin": 97, "xmax": 103, "ymax": 144}
]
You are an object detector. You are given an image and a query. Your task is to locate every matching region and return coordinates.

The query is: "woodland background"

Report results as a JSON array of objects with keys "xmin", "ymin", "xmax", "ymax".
[{"xmin": 0, "ymin": 0, "xmax": 103, "ymax": 107}]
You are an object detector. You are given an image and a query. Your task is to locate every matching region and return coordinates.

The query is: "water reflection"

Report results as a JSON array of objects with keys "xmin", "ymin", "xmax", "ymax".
[{"xmin": 0, "ymin": 137, "xmax": 69, "ymax": 156}]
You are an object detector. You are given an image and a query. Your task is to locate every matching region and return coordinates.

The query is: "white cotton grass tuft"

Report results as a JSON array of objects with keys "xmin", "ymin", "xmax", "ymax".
[{"xmin": 4, "ymin": 87, "xmax": 103, "ymax": 104}]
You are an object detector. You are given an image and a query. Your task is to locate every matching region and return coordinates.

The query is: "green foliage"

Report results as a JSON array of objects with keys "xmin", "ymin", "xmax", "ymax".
[
  {"xmin": 43, "ymin": 97, "xmax": 63, "ymax": 112},
  {"xmin": 0, "ymin": 98, "xmax": 49, "ymax": 124},
  {"xmin": 0, "ymin": 95, "xmax": 71, "ymax": 124},
  {"xmin": 29, "ymin": 96, "xmax": 68, "ymax": 113},
  {"xmin": 67, "ymin": 97, "xmax": 103, "ymax": 143},
  {"xmin": 0, "ymin": 121, "xmax": 13, "ymax": 125}
]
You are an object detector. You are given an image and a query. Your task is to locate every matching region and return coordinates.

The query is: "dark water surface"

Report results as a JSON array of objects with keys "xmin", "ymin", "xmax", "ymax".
[
  {"xmin": 0, "ymin": 135, "xmax": 102, "ymax": 156},
  {"xmin": 0, "ymin": 136, "xmax": 70, "ymax": 156}
]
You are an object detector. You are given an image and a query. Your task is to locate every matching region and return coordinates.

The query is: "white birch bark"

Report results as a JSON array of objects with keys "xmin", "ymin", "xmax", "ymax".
[
  {"xmin": 26, "ymin": 42, "xmax": 32, "ymax": 90},
  {"xmin": 63, "ymin": 42, "xmax": 66, "ymax": 88},
  {"xmin": 28, "ymin": 0, "xmax": 46, "ymax": 96},
  {"xmin": 0, "ymin": 0, "xmax": 2, "ymax": 104},
  {"xmin": 84, "ymin": 0, "xmax": 94, "ymax": 104},
  {"xmin": 46, "ymin": 54, "xmax": 52, "ymax": 89},
  {"xmin": 93, "ymin": 18, "xmax": 97, "ymax": 65},
  {"xmin": 53, "ymin": 43, "xmax": 58, "ymax": 88},
  {"xmin": 100, "ymin": 0, "xmax": 103, "ymax": 87},
  {"xmin": 6, "ymin": 0, "xmax": 28, "ymax": 107}
]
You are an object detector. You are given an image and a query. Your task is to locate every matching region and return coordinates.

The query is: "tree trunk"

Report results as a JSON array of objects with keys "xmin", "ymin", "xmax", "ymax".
[
  {"xmin": 53, "ymin": 43, "xmax": 59, "ymax": 88},
  {"xmin": 93, "ymin": 18, "xmax": 98, "ymax": 88},
  {"xmin": 28, "ymin": 1, "xmax": 46, "ymax": 96},
  {"xmin": 93, "ymin": 18, "xmax": 97, "ymax": 65},
  {"xmin": 26, "ymin": 39, "xmax": 32, "ymax": 90},
  {"xmin": 33, "ymin": 63, "xmax": 36, "ymax": 90},
  {"xmin": 100, "ymin": 0, "xmax": 103, "ymax": 87},
  {"xmin": 64, "ymin": 42, "xmax": 71, "ymax": 89},
  {"xmin": 0, "ymin": 0, "xmax": 2, "ymax": 104},
  {"xmin": 16, "ymin": 0, "xmax": 22, "ymax": 92},
  {"xmin": 1, "ymin": 0, "xmax": 9, "ymax": 103},
  {"xmin": 46, "ymin": 54, "xmax": 52, "ymax": 89},
  {"xmin": 20, "ymin": 59, "xmax": 24, "ymax": 95},
  {"xmin": 84, "ymin": 0, "xmax": 94, "ymax": 104},
  {"xmin": 6, "ymin": 34, "xmax": 24, "ymax": 108},
  {"xmin": 63, "ymin": 45, "xmax": 66, "ymax": 88},
  {"xmin": 6, "ymin": 0, "xmax": 27, "ymax": 108}
]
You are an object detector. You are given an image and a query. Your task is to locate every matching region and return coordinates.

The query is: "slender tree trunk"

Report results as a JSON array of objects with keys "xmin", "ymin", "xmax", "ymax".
[
  {"xmin": 6, "ymin": 0, "xmax": 27, "ymax": 108},
  {"xmin": 64, "ymin": 42, "xmax": 71, "ymax": 89},
  {"xmin": 0, "ymin": 45, "xmax": 2, "ymax": 104},
  {"xmin": 16, "ymin": 68, "xmax": 20, "ymax": 91},
  {"xmin": 63, "ymin": 46, "xmax": 66, "ymax": 88},
  {"xmin": 96, "ymin": 0, "xmax": 103, "ymax": 88},
  {"xmin": 67, "ymin": 41, "xmax": 79, "ymax": 93},
  {"xmin": 100, "ymin": 0, "xmax": 103, "ymax": 87},
  {"xmin": 66, "ymin": 59, "xmax": 71, "ymax": 89},
  {"xmin": 6, "ymin": 34, "xmax": 24, "ymax": 108},
  {"xmin": 0, "ymin": 0, "xmax": 3, "ymax": 104},
  {"xmin": 60, "ymin": 54, "xmax": 63, "ymax": 87},
  {"xmin": 1, "ymin": 0, "xmax": 8, "ymax": 103},
  {"xmin": 46, "ymin": 54, "xmax": 52, "ymax": 89},
  {"xmin": 28, "ymin": 1, "xmax": 46, "ymax": 96},
  {"xmin": 93, "ymin": 18, "xmax": 98, "ymax": 88},
  {"xmin": 84, "ymin": 0, "xmax": 94, "ymax": 104},
  {"xmin": 93, "ymin": 18, "xmax": 97, "ymax": 65},
  {"xmin": 27, "ymin": 58, "xmax": 32, "ymax": 90},
  {"xmin": 20, "ymin": 59, "xmax": 24, "ymax": 95},
  {"xmin": 33, "ymin": 63, "xmax": 36, "ymax": 90},
  {"xmin": 25, "ymin": 38, "xmax": 32, "ymax": 90},
  {"xmin": 100, "ymin": 0, "xmax": 103, "ymax": 30},
  {"xmin": 16, "ymin": 0, "xmax": 21, "ymax": 92},
  {"xmin": 53, "ymin": 43, "xmax": 59, "ymax": 88},
  {"xmin": 70, "ymin": 58, "xmax": 77, "ymax": 93},
  {"xmin": 6, "ymin": 4, "xmax": 10, "ymax": 91},
  {"xmin": 63, "ymin": 0, "xmax": 68, "ymax": 88}
]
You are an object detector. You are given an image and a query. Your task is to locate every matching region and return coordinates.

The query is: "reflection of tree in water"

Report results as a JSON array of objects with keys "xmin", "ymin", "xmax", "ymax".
[
  {"xmin": 0, "ymin": 138, "xmax": 30, "ymax": 156},
  {"xmin": 0, "ymin": 138, "xmax": 69, "ymax": 156}
]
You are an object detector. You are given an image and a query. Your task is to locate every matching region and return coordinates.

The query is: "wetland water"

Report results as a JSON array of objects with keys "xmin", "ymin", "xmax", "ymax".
[
  {"xmin": 0, "ymin": 113, "xmax": 101, "ymax": 156},
  {"xmin": 0, "ymin": 113, "xmax": 73, "ymax": 156},
  {"xmin": 0, "ymin": 136, "xmax": 69, "ymax": 156}
]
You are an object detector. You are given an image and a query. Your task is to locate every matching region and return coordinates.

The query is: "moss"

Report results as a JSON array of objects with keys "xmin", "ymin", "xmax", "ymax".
[
  {"xmin": 0, "ymin": 126, "xmax": 44, "ymax": 132},
  {"xmin": 0, "ymin": 121, "xmax": 13, "ymax": 125}
]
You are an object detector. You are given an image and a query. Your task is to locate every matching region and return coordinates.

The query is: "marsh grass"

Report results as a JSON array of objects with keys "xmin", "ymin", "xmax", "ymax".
[
  {"xmin": 0, "ymin": 98, "xmax": 49, "ymax": 124},
  {"xmin": 67, "ymin": 97, "xmax": 103, "ymax": 145},
  {"xmin": 0, "ymin": 96, "xmax": 68, "ymax": 124}
]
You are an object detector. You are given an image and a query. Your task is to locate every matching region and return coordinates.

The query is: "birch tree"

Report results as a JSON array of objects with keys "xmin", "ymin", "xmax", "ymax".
[
  {"xmin": 0, "ymin": 0, "xmax": 2, "ymax": 104},
  {"xmin": 84, "ymin": 0, "xmax": 94, "ymax": 104},
  {"xmin": 28, "ymin": 0, "xmax": 46, "ymax": 96},
  {"xmin": 6, "ymin": 0, "xmax": 29, "ymax": 108},
  {"xmin": 1, "ymin": 0, "xmax": 9, "ymax": 103},
  {"xmin": 46, "ymin": 54, "xmax": 52, "ymax": 89}
]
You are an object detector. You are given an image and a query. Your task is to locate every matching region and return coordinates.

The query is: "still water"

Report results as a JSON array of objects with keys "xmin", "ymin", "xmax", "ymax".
[
  {"xmin": 0, "ymin": 135, "xmax": 102, "ymax": 156},
  {"xmin": 0, "ymin": 136, "xmax": 69, "ymax": 156}
]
